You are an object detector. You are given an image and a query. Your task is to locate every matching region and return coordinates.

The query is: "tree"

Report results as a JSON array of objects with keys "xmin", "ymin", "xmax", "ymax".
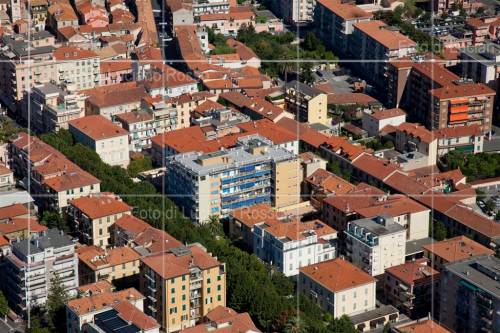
[
  {"xmin": 433, "ymin": 220, "xmax": 447, "ymax": 241},
  {"xmin": 127, "ymin": 156, "xmax": 153, "ymax": 177},
  {"xmin": 328, "ymin": 315, "xmax": 357, "ymax": 333},
  {"xmin": 0, "ymin": 291, "xmax": 9, "ymax": 319},
  {"xmin": 383, "ymin": 322, "xmax": 391, "ymax": 333},
  {"xmin": 46, "ymin": 275, "xmax": 69, "ymax": 332},
  {"xmin": 485, "ymin": 199, "xmax": 496, "ymax": 213},
  {"xmin": 26, "ymin": 317, "xmax": 51, "ymax": 333},
  {"xmin": 284, "ymin": 316, "xmax": 306, "ymax": 333},
  {"xmin": 40, "ymin": 211, "xmax": 68, "ymax": 231}
]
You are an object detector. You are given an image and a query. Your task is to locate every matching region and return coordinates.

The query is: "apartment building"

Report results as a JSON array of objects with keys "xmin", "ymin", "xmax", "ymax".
[
  {"xmin": 180, "ymin": 306, "xmax": 260, "ymax": 333},
  {"xmin": 22, "ymin": 83, "xmax": 86, "ymax": 133},
  {"xmin": 84, "ymin": 82, "xmax": 148, "ymax": 119},
  {"xmin": 384, "ymin": 259, "xmax": 439, "ymax": 319},
  {"xmin": 67, "ymin": 193, "xmax": 132, "ymax": 247},
  {"xmin": 314, "ymin": 0, "xmax": 372, "ymax": 57},
  {"xmin": 345, "ymin": 216, "xmax": 406, "ymax": 276},
  {"xmin": 82, "ymin": 300, "xmax": 160, "ymax": 333},
  {"xmin": 351, "ymin": 20, "xmax": 416, "ymax": 91},
  {"xmin": 69, "ymin": 115, "xmax": 130, "ymax": 168},
  {"xmin": 166, "ymin": 135, "xmax": 300, "ymax": 224},
  {"xmin": 280, "ymin": 0, "xmax": 315, "ymax": 25},
  {"xmin": 299, "ymin": 258, "xmax": 376, "ymax": 318},
  {"xmin": 253, "ymin": 219, "xmax": 337, "ymax": 276},
  {"xmin": 53, "ymin": 46, "xmax": 100, "ymax": 91},
  {"xmin": 0, "ymin": 165, "xmax": 14, "ymax": 192},
  {"xmin": 0, "ymin": 217, "xmax": 47, "ymax": 241},
  {"xmin": 66, "ymin": 288, "xmax": 145, "ymax": 333},
  {"xmin": 77, "ymin": 245, "xmax": 141, "ymax": 286},
  {"xmin": 362, "ymin": 108, "xmax": 406, "ymax": 137},
  {"xmin": 140, "ymin": 244, "xmax": 226, "ymax": 332},
  {"xmin": 0, "ymin": 31, "xmax": 58, "ymax": 107},
  {"xmin": 143, "ymin": 65, "xmax": 198, "ymax": 98},
  {"xmin": 434, "ymin": 125, "xmax": 484, "ymax": 156},
  {"xmin": 423, "ymin": 236, "xmax": 494, "ymax": 272},
  {"xmin": 304, "ymin": 168, "xmax": 355, "ymax": 209},
  {"xmin": 395, "ymin": 122, "xmax": 438, "ymax": 167},
  {"xmin": 285, "ymin": 80, "xmax": 329, "ymax": 125},
  {"xmin": 8, "ymin": 133, "xmax": 101, "ymax": 210},
  {"xmin": 460, "ymin": 43, "xmax": 500, "ymax": 87},
  {"xmin": 439, "ymin": 255, "xmax": 500, "ymax": 333},
  {"xmin": 4, "ymin": 229, "xmax": 79, "ymax": 316},
  {"xmin": 115, "ymin": 110, "xmax": 157, "ymax": 152},
  {"xmin": 389, "ymin": 61, "xmax": 496, "ymax": 134}
]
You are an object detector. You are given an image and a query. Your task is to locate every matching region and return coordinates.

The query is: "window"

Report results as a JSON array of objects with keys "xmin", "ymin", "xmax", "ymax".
[
  {"xmin": 171, "ymin": 288, "xmax": 175, "ymax": 294},
  {"xmin": 171, "ymin": 278, "xmax": 175, "ymax": 283},
  {"xmin": 171, "ymin": 297, "xmax": 175, "ymax": 304},
  {"xmin": 182, "ymin": 305, "xmax": 186, "ymax": 311},
  {"xmin": 217, "ymin": 295, "xmax": 221, "ymax": 301},
  {"xmin": 207, "ymin": 287, "xmax": 211, "ymax": 293},
  {"xmin": 182, "ymin": 285, "xmax": 186, "ymax": 291},
  {"xmin": 182, "ymin": 295, "xmax": 186, "ymax": 301},
  {"xmin": 182, "ymin": 275, "xmax": 186, "ymax": 281},
  {"xmin": 207, "ymin": 278, "xmax": 211, "ymax": 284},
  {"xmin": 217, "ymin": 285, "xmax": 221, "ymax": 291},
  {"xmin": 217, "ymin": 276, "xmax": 221, "ymax": 281}
]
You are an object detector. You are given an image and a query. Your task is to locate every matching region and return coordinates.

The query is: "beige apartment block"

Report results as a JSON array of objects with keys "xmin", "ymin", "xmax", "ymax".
[
  {"xmin": 77, "ymin": 245, "xmax": 141, "ymax": 285},
  {"xmin": 285, "ymin": 80, "xmax": 328, "ymax": 125},
  {"xmin": 67, "ymin": 193, "xmax": 132, "ymax": 247},
  {"xmin": 140, "ymin": 244, "xmax": 226, "ymax": 332},
  {"xmin": 299, "ymin": 258, "xmax": 376, "ymax": 318},
  {"xmin": 69, "ymin": 115, "xmax": 130, "ymax": 168},
  {"xmin": 273, "ymin": 158, "xmax": 301, "ymax": 208}
]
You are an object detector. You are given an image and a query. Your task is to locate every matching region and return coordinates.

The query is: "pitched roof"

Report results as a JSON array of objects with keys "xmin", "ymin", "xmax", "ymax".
[
  {"xmin": 433, "ymin": 125, "xmax": 482, "ymax": 138},
  {"xmin": 429, "ymin": 83, "xmax": 495, "ymax": 100},
  {"xmin": 182, "ymin": 306, "xmax": 260, "ymax": 333},
  {"xmin": 264, "ymin": 219, "xmax": 336, "ymax": 241},
  {"xmin": 69, "ymin": 115, "xmax": 128, "ymax": 140},
  {"xmin": 0, "ymin": 204, "xmax": 29, "ymax": 221},
  {"xmin": 69, "ymin": 194, "xmax": 130, "ymax": 219},
  {"xmin": 0, "ymin": 217, "xmax": 47, "ymax": 236},
  {"xmin": 141, "ymin": 244, "xmax": 221, "ymax": 280},
  {"xmin": 78, "ymin": 245, "xmax": 141, "ymax": 270},
  {"xmin": 53, "ymin": 46, "xmax": 97, "ymax": 60},
  {"xmin": 78, "ymin": 280, "xmax": 115, "ymax": 296},
  {"xmin": 397, "ymin": 122, "xmax": 434, "ymax": 143},
  {"xmin": 322, "ymin": 183, "xmax": 385, "ymax": 213},
  {"xmin": 66, "ymin": 288, "xmax": 144, "ymax": 316},
  {"xmin": 112, "ymin": 301, "xmax": 160, "ymax": 331},
  {"xmin": 132, "ymin": 226, "xmax": 182, "ymax": 255},
  {"xmin": 351, "ymin": 154, "xmax": 400, "ymax": 181},
  {"xmin": 396, "ymin": 319, "xmax": 451, "ymax": 333},
  {"xmin": 316, "ymin": 0, "xmax": 372, "ymax": 20},
  {"xmin": 230, "ymin": 203, "xmax": 283, "ymax": 228},
  {"xmin": 356, "ymin": 195, "xmax": 429, "ymax": 218},
  {"xmin": 368, "ymin": 108, "xmax": 406, "ymax": 120},
  {"xmin": 43, "ymin": 169, "xmax": 100, "ymax": 192},
  {"xmin": 306, "ymin": 169, "xmax": 355, "ymax": 194},
  {"xmin": 422, "ymin": 236, "xmax": 494, "ymax": 263},
  {"xmin": 114, "ymin": 214, "xmax": 151, "ymax": 236},
  {"xmin": 300, "ymin": 258, "xmax": 376, "ymax": 292},
  {"xmin": 354, "ymin": 20, "xmax": 416, "ymax": 50},
  {"xmin": 385, "ymin": 259, "xmax": 439, "ymax": 285}
]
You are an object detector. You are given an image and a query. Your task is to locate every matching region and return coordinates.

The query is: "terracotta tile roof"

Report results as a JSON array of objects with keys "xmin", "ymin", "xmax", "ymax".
[
  {"xmin": 316, "ymin": 0, "xmax": 372, "ymax": 20},
  {"xmin": 48, "ymin": 3, "xmax": 78, "ymax": 21},
  {"xmin": 277, "ymin": 117, "xmax": 328, "ymax": 148},
  {"xmin": 43, "ymin": 167, "xmax": 100, "ymax": 193},
  {"xmin": 77, "ymin": 280, "xmax": 115, "ymax": 296},
  {"xmin": 396, "ymin": 319, "xmax": 451, "ymax": 333},
  {"xmin": 0, "ymin": 217, "xmax": 47, "ymax": 237},
  {"xmin": 53, "ymin": 46, "xmax": 97, "ymax": 60},
  {"xmin": 151, "ymin": 126, "xmax": 223, "ymax": 154},
  {"xmin": 306, "ymin": 169, "xmax": 355, "ymax": 194},
  {"xmin": 385, "ymin": 258, "xmax": 439, "ymax": 285},
  {"xmin": 132, "ymin": 226, "xmax": 182, "ymax": 255},
  {"xmin": 193, "ymin": 100, "xmax": 226, "ymax": 115},
  {"xmin": 264, "ymin": 219, "xmax": 336, "ymax": 241},
  {"xmin": 237, "ymin": 119, "xmax": 297, "ymax": 144},
  {"xmin": 352, "ymin": 154, "xmax": 400, "ymax": 181},
  {"xmin": 78, "ymin": 245, "xmax": 140, "ymax": 270},
  {"xmin": 354, "ymin": 20, "xmax": 416, "ymax": 50},
  {"xmin": 433, "ymin": 124, "xmax": 482, "ymax": 138},
  {"xmin": 220, "ymin": 92, "xmax": 284, "ymax": 121},
  {"xmin": 300, "ymin": 258, "xmax": 375, "ymax": 292},
  {"xmin": 412, "ymin": 62, "xmax": 459, "ymax": 87},
  {"xmin": 115, "ymin": 110, "xmax": 154, "ymax": 124},
  {"xmin": 143, "ymin": 64, "xmax": 196, "ymax": 89},
  {"xmin": 114, "ymin": 215, "xmax": 151, "ymax": 236},
  {"xmin": 322, "ymin": 183, "xmax": 385, "ymax": 213},
  {"xmin": 182, "ymin": 306, "xmax": 260, "ymax": 333},
  {"xmin": 69, "ymin": 115, "xmax": 128, "ymax": 141},
  {"xmin": 356, "ymin": 195, "xmax": 429, "ymax": 218},
  {"xmin": 141, "ymin": 244, "xmax": 221, "ymax": 280},
  {"xmin": 466, "ymin": 17, "xmax": 490, "ymax": 29},
  {"xmin": 84, "ymin": 83, "xmax": 147, "ymax": 108},
  {"xmin": 66, "ymin": 288, "xmax": 144, "ymax": 316},
  {"xmin": 422, "ymin": 236, "xmax": 494, "ymax": 263},
  {"xmin": 429, "ymin": 83, "xmax": 495, "ymax": 100},
  {"xmin": 384, "ymin": 171, "xmax": 430, "ymax": 195},
  {"xmin": 397, "ymin": 122, "xmax": 434, "ymax": 143},
  {"xmin": 100, "ymin": 60, "xmax": 133, "ymax": 74},
  {"xmin": 112, "ymin": 301, "xmax": 160, "ymax": 330},
  {"xmin": 0, "ymin": 235, "xmax": 9, "ymax": 247},
  {"xmin": 327, "ymin": 93, "xmax": 380, "ymax": 105},
  {"xmin": 0, "ymin": 204, "xmax": 29, "ymax": 221},
  {"xmin": 69, "ymin": 194, "xmax": 131, "ymax": 219},
  {"xmin": 368, "ymin": 108, "xmax": 406, "ymax": 120},
  {"xmin": 226, "ymin": 38, "xmax": 258, "ymax": 61}
]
